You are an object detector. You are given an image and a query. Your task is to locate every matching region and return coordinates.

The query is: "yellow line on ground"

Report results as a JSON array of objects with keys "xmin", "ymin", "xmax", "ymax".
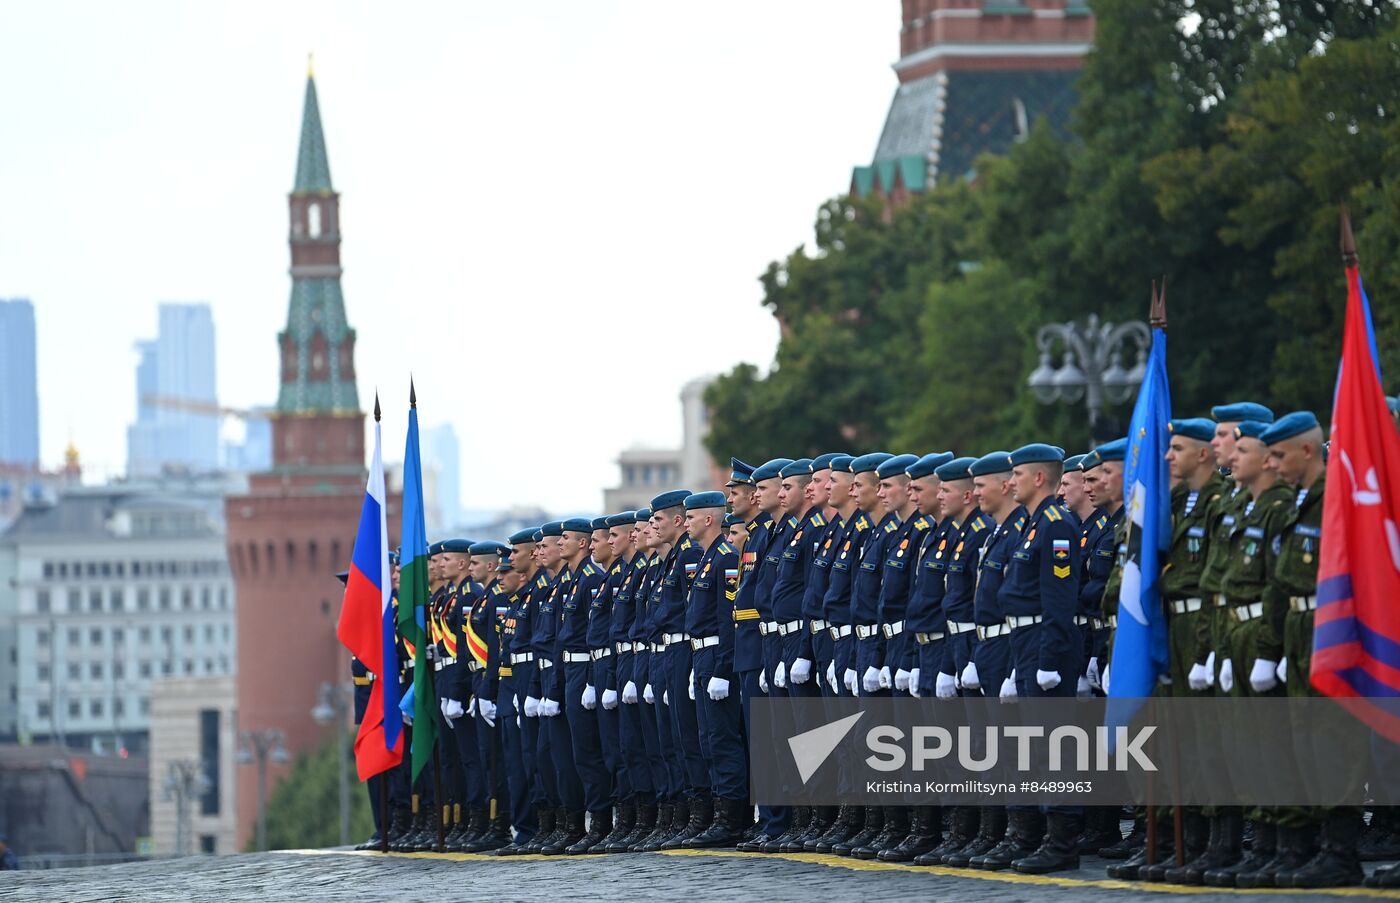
[{"xmin": 283, "ymin": 847, "xmax": 1400, "ymax": 898}]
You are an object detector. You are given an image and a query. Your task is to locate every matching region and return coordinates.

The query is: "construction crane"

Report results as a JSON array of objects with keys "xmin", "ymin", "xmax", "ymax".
[{"xmin": 141, "ymin": 394, "xmax": 274, "ymax": 421}]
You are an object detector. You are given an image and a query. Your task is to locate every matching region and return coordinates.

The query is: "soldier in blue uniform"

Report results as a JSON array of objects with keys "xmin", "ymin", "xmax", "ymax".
[
  {"xmin": 997, "ymin": 444, "xmax": 1084, "ymax": 875},
  {"xmin": 1081, "ymin": 441, "xmax": 1127, "ymax": 697},
  {"xmin": 581, "ymin": 516, "xmax": 625, "ymax": 850},
  {"xmin": 525, "ymin": 522, "xmax": 574, "ymax": 851},
  {"xmin": 435, "ymin": 538, "xmax": 483, "ymax": 850},
  {"xmin": 800, "ymin": 453, "xmax": 850, "ymax": 707},
  {"xmin": 676, "ymin": 491, "xmax": 747, "ymax": 848},
  {"xmin": 491, "ymin": 528, "xmax": 545, "ymax": 855},
  {"xmin": 461, "ymin": 541, "xmax": 511, "ymax": 852},
  {"xmin": 850, "ymin": 453, "xmax": 900, "ymax": 704},
  {"xmin": 623, "ymin": 508, "xmax": 674, "ymax": 851}
]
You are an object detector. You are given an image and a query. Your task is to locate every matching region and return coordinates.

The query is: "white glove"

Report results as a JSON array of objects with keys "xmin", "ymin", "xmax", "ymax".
[
  {"xmin": 707, "ymin": 676, "xmax": 730, "ymax": 700},
  {"xmin": 826, "ymin": 662, "xmax": 837, "ymax": 693},
  {"xmin": 444, "ymin": 698, "xmax": 465, "ymax": 720},
  {"xmin": 663, "ymin": 690, "xmax": 669, "ymax": 705},
  {"xmin": 936, "ymin": 672, "xmax": 957, "ymax": 699},
  {"xmin": 1102, "ymin": 664, "xmax": 1111, "ymax": 695},
  {"xmin": 1249, "ymin": 658, "xmax": 1279, "ymax": 694},
  {"xmin": 1276, "ymin": 657, "xmax": 1288, "ymax": 683},
  {"xmin": 1219, "ymin": 659, "xmax": 1234, "ymax": 693},
  {"xmin": 438, "ymin": 697, "xmax": 449, "ymax": 720},
  {"xmin": 582, "ymin": 684, "xmax": 597, "ymax": 710},
  {"xmin": 999, "ymin": 674, "xmax": 1017, "ymax": 700},
  {"xmin": 524, "ymin": 696, "xmax": 540, "ymax": 718},
  {"xmin": 602, "ymin": 688, "xmax": 618, "ymax": 710},
  {"xmin": 759, "ymin": 670, "xmax": 769, "ymax": 693},
  {"xmin": 910, "ymin": 667, "xmax": 922, "ymax": 697},
  {"xmin": 1086, "ymin": 656, "xmax": 1101, "ymax": 690},
  {"xmin": 479, "ymin": 699, "xmax": 497, "ymax": 727},
  {"xmin": 466, "ymin": 697, "xmax": 477, "ymax": 718},
  {"xmin": 402, "ymin": 711, "xmax": 412, "ymax": 726},
  {"xmin": 862, "ymin": 666, "xmax": 880, "ymax": 693},
  {"xmin": 541, "ymin": 698, "xmax": 561, "ymax": 717},
  {"xmin": 1158, "ymin": 673, "xmax": 1172, "ymax": 685},
  {"xmin": 894, "ymin": 668, "xmax": 911, "ymax": 691},
  {"xmin": 774, "ymin": 662, "xmax": 787, "ymax": 689},
  {"xmin": 515, "ymin": 714, "xmax": 520, "ymax": 728},
  {"xmin": 1188, "ymin": 663, "xmax": 1210, "ymax": 691},
  {"xmin": 843, "ymin": 668, "xmax": 857, "ymax": 695},
  {"xmin": 643, "ymin": 683, "xmax": 655, "ymax": 704},
  {"xmin": 878, "ymin": 666, "xmax": 892, "ymax": 689},
  {"xmin": 1205, "ymin": 651, "xmax": 1216, "ymax": 686},
  {"xmin": 622, "ymin": 681, "xmax": 638, "ymax": 705},
  {"xmin": 688, "ymin": 670, "xmax": 696, "ymax": 700},
  {"xmin": 791, "ymin": 658, "xmax": 812, "ymax": 684},
  {"xmin": 1077, "ymin": 675, "xmax": 1093, "ymax": 696},
  {"xmin": 961, "ymin": 661, "xmax": 981, "ymax": 691},
  {"xmin": 1036, "ymin": 669, "xmax": 1062, "ymax": 691}
]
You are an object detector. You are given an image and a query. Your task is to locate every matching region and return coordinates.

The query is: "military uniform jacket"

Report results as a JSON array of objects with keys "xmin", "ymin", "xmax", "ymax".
[
  {"xmin": 1079, "ymin": 506, "xmax": 1122, "ymax": 617},
  {"xmin": 1199, "ymin": 484, "xmax": 1250, "ymax": 598},
  {"xmin": 656, "ymin": 536, "xmax": 703, "ymax": 636},
  {"xmin": 533, "ymin": 569, "xmax": 568, "ymax": 700},
  {"xmin": 1220, "ymin": 481, "xmax": 1295, "ymax": 611},
  {"xmin": 974, "ymin": 507, "xmax": 1027, "ymax": 626},
  {"xmin": 589, "ymin": 557, "xmax": 626, "ymax": 652},
  {"xmin": 851, "ymin": 512, "xmax": 899, "ymax": 626},
  {"xmin": 905, "ymin": 516, "xmax": 952, "ymax": 633},
  {"xmin": 755, "ymin": 514, "xmax": 796, "ymax": 622},
  {"xmin": 940, "ymin": 513, "xmax": 993, "ymax": 629},
  {"xmin": 823, "ymin": 512, "xmax": 872, "ymax": 626},
  {"xmin": 558, "ymin": 559, "xmax": 604, "ymax": 654},
  {"xmin": 435, "ymin": 582, "xmax": 467, "ymax": 701},
  {"xmin": 733, "ymin": 513, "xmax": 775, "ymax": 671},
  {"xmin": 351, "ymin": 655, "xmax": 373, "ymax": 725},
  {"xmin": 501, "ymin": 579, "xmax": 535, "ymax": 687},
  {"xmin": 801, "ymin": 516, "xmax": 844, "ymax": 623},
  {"xmin": 997, "ymin": 496, "xmax": 1082, "ymax": 673},
  {"xmin": 879, "ymin": 512, "xmax": 934, "ymax": 625},
  {"xmin": 628, "ymin": 552, "xmax": 661, "ymax": 645},
  {"xmin": 772, "ymin": 507, "xmax": 827, "ymax": 624},
  {"xmin": 610, "ymin": 554, "xmax": 641, "ymax": 647},
  {"xmin": 687, "ymin": 536, "xmax": 741, "ymax": 677},
  {"xmin": 452, "ymin": 580, "xmax": 488, "ymax": 700},
  {"xmin": 1162, "ymin": 472, "xmax": 1229, "ymax": 602},
  {"xmin": 639, "ymin": 552, "xmax": 667, "ymax": 643},
  {"xmin": 1260, "ymin": 473, "xmax": 1325, "ymax": 662},
  {"xmin": 473, "ymin": 581, "xmax": 507, "ymax": 701}
]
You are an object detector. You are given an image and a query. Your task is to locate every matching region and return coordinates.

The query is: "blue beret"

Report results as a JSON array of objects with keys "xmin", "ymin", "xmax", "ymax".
[
  {"xmin": 530, "ymin": 529, "xmax": 543, "ymax": 543},
  {"xmin": 634, "ymin": 507, "xmax": 652, "ymax": 522},
  {"xmin": 1063, "ymin": 454, "xmax": 1086, "ymax": 472},
  {"xmin": 1083, "ymin": 439, "xmax": 1127, "ymax": 470},
  {"xmin": 1169, "ymin": 418, "xmax": 1216, "ymax": 443},
  {"xmin": 727, "ymin": 457, "xmax": 755, "ymax": 486},
  {"xmin": 427, "ymin": 541, "xmax": 445, "ymax": 556},
  {"xmin": 968, "ymin": 451, "xmax": 1012, "ymax": 478},
  {"xmin": 685, "ymin": 490, "xmax": 728, "ymax": 509},
  {"xmin": 388, "ymin": 550, "xmax": 400, "ymax": 566},
  {"xmin": 561, "ymin": 517, "xmax": 594, "ymax": 534},
  {"xmin": 442, "ymin": 538, "xmax": 477, "ymax": 554},
  {"xmin": 876, "ymin": 453, "xmax": 920, "ymax": 479},
  {"xmin": 907, "ymin": 451, "xmax": 954, "ymax": 479},
  {"xmin": 495, "ymin": 561, "xmax": 512, "ymax": 573},
  {"xmin": 829, "ymin": 454, "xmax": 855, "ymax": 473},
  {"xmin": 934, "ymin": 456, "xmax": 977, "ymax": 482},
  {"xmin": 1212, "ymin": 402, "xmax": 1275, "ymax": 424},
  {"xmin": 811, "ymin": 452, "xmax": 849, "ymax": 472},
  {"xmin": 1261, "ymin": 411, "xmax": 1320, "ymax": 445},
  {"xmin": 780, "ymin": 458, "xmax": 814, "ymax": 479},
  {"xmin": 850, "ymin": 452, "xmax": 893, "ymax": 475},
  {"xmin": 722, "ymin": 512, "xmax": 743, "ymax": 527},
  {"xmin": 752, "ymin": 458, "xmax": 793, "ymax": 482},
  {"xmin": 1008, "ymin": 444, "xmax": 1065, "ymax": 467},
  {"xmin": 1234, "ymin": 420, "xmax": 1270, "ymax": 440},
  {"xmin": 540, "ymin": 521, "xmax": 564, "ymax": 538},
  {"xmin": 508, "ymin": 528, "xmax": 536, "ymax": 546},
  {"xmin": 650, "ymin": 489, "xmax": 692, "ymax": 511},
  {"xmin": 469, "ymin": 540, "xmax": 509, "ymax": 557},
  {"xmin": 590, "ymin": 516, "xmax": 610, "ymax": 531},
  {"xmin": 604, "ymin": 511, "xmax": 635, "ymax": 528}
]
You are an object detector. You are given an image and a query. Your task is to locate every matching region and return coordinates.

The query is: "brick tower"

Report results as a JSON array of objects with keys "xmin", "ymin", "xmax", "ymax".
[
  {"xmin": 226, "ymin": 68, "xmax": 370, "ymax": 848},
  {"xmin": 852, "ymin": 0, "xmax": 1095, "ymax": 206}
]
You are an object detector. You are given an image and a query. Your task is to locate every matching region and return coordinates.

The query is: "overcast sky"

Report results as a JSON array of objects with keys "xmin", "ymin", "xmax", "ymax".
[{"xmin": 0, "ymin": 1, "xmax": 896, "ymax": 511}]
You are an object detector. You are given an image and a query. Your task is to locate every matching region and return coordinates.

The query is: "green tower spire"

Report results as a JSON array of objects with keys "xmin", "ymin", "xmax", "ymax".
[{"xmin": 293, "ymin": 66, "xmax": 332, "ymax": 194}]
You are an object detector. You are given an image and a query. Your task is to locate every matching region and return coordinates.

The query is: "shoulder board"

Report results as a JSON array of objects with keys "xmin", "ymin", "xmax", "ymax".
[
  {"xmin": 1045, "ymin": 506, "xmax": 1062, "ymax": 523},
  {"xmin": 719, "ymin": 541, "xmax": 735, "ymax": 555},
  {"xmin": 680, "ymin": 537, "xmax": 693, "ymax": 549},
  {"xmin": 883, "ymin": 520, "xmax": 898, "ymax": 533},
  {"xmin": 812, "ymin": 512, "xmax": 827, "ymax": 527},
  {"xmin": 490, "ymin": 584, "xmax": 504, "ymax": 596},
  {"xmin": 970, "ymin": 517, "xmax": 986, "ymax": 532},
  {"xmin": 562, "ymin": 571, "xmax": 573, "ymax": 583},
  {"xmin": 583, "ymin": 563, "xmax": 597, "ymax": 577},
  {"xmin": 610, "ymin": 562, "xmax": 623, "ymax": 575},
  {"xmin": 855, "ymin": 516, "xmax": 869, "ymax": 530},
  {"xmin": 1095, "ymin": 515, "xmax": 1107, "ymax": 529},
  {"xmin": 787, "ymin": 516, "xmax": 800, "ymax": 529},
  {"xmin": 1015, "ymin": 516, "xmax": 1026, "ymax": 530},
  {"xmin": 914, "ymin": 516, "xmax": 929, "ymax": 530}
]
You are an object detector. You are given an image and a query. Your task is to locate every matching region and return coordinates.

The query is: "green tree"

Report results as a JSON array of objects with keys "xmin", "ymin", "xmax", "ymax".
[{"xmin": 251, "ymin": 738, "xmax": 374, "ymax": 851}]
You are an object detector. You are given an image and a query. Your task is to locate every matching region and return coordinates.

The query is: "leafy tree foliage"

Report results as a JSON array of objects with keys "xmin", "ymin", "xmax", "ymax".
[{"xmin": 251, "ymin": 738, "xmax": 373, "ymax": 851}]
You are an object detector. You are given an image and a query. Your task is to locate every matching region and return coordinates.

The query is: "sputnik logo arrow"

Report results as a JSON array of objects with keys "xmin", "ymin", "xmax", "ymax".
[{"xmin": 788, "ymin": 711, "xmax": 864, "ymax": 784}]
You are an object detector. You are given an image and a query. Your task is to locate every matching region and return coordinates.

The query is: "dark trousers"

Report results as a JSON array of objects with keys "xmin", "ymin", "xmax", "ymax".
[
  {"xmin": 615, "ymin": 651, "xmax": 655, "ymax": 802},
  {"xmin": 496, "ymin": 675, "xmax": 536, "ymax": 840},
  {"xmin": 810, "ymin": 627, "xmax": 835, "ymax": 696},
  {"xmin": 1009, "ymin": 622, "xmax": 1081, "ymax": 816},
  {"xmin": 740, "ymin": 667, "xmax": 788, "ymax": 835},
  {"xmin": 564, "ymin": 659, "xmax": 612, "ymax": 813},
  {"xmin": 450, "ymin": 702, "xmax": 485, "ymax": 809},
  {"xmin": 649, "ymin": 651, "xmax": 683, "ymax": 799},
  {"xmin": 540, "ymin": 666, "xmax": 584, "ymax": 812},
  {"xmin": 522, "ymin": 700, "xmax": 557, "ymax": 807},
  {"xmin": 916, "ymin": 635, "xmax": 946, "ymax": 695},
  {"xmin": 592, "ymin": 655, "xmax": 626, "ymax": 799},
  {"xmin": 856, "ymin": 633, "xmax": 890, "ymax": 698},
  {"xmin": 695, "ymin": 648, "xmax": 747, "ymax": 801},
  {"xmin": 664, "ymin": 642, "xmax": 710, "ymax": 796}
]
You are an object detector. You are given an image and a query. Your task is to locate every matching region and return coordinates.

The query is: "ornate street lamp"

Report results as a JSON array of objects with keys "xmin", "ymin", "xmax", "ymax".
[{"xmin": 1027, "ymin": 314, "xmax": 1151, "ymax": 434}]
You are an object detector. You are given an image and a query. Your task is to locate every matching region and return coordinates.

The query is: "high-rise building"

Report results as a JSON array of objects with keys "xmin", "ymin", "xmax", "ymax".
[
  {"xmin": 127, "ymin": 304, "xmax": 220, "ymax": 477},
  {"xmin": 224, "ymin": 69, "xmax": 391, "ymax": 849},
  {"xmin": 851, "ymin": 0, "xmax": 1094, "ymax": 207},
  {"xmin": 0, "ymin": 299, "xmax": 40, "ymax": 469},
  {"xmin": 423, "ymin": 423, "xmax": 462, "ymax": 529},
  {"xmin": 603, "ymin": 375, "xmax": 721, "ymax": 511}
]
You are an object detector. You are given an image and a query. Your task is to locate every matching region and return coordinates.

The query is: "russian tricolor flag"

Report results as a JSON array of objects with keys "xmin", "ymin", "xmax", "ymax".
[{"xmin": 336, "ymin": 398, "xmax": 405, "ymax": 779}]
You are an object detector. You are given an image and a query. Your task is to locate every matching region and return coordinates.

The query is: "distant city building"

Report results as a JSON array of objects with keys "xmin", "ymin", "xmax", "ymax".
[
  {"xmin": 0, "ymin": 299, "xmax": 40, "ymax": 469},
  {"xmin": 148, "ymin": 675, "xmax": 237, "ymax": 855},
  {"xmin": 0, "ymin": 485, "xmax": 237, "ymax": 754},
  {"xmin": 603, "ymin": 375, "xmax": 720, "ymax": 511},
  {"xmin": 851, "ymin": 0, "xmax": 1094, "ymax": 209},
  {"xmin": 423, "ymin": 423, "xmax": 462, "ymax": 530},
  {"xmin": 127, "ymin": 304, "xmax": 220, "ymax": 478},
  {"xmin": 220, "ymin": 412, "xmax": 274, "ymax": 473}
]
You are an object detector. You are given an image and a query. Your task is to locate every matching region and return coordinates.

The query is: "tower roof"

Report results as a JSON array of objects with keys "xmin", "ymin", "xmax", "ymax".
[{"xmin": 294, "ymin": 74, "xmax": 333, "ymax": 194}]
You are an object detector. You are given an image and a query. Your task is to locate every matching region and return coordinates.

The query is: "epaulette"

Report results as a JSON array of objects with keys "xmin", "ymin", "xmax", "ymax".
[
  {"xmin": 883, "ymin": 520, "xmax": 898, "ymax": 533},
  {"xmin": 680, "ymin": 537, "xmax": 693, "ymax": 550},
  {"xmin": 812, "ymin": 512, "xmax": 827, "ymax": 527},
  {"xmin": 787, "ymin": 516, "xmax": 800, "ymax": 529},
  {"xmin": 1045, "ymin": 506, "xmax": 1062, "ymax": 523},
  {"xmin": 490, "ymin": 583, "xmax": 504, "ymax": 596},
  {"xmin": 562, "ymin": 571, "xmax": 573, "ymax": 583},
  {"xmin": 970, "ymin": 517, "xmax": 986, "ymax": 532},
  {"xmin": 582, "ymin": 563, "xmax": 597, "ymax": 577},
  {"xmin": 611, "ymin": 562, "xmax": 623, "ymax": 575},
  {"xmin": 1015, "ymin": 516, "xmax": 1026, "ymax": 530},
  {"xmin": 855, "ymin": 516, "xmax": 869, "ymax": 530},
  {"xmin": 535, "ymin": 575, "xmax": 548, "ymax": 588},
  {"xmin": 1095, "ymin": 515, "xmax": 1107, "ymax": 530},
  {"xmin": 719, "ymin": 541, "xmax": 735, "ymax": 555},
  {"xmin": 914, "ymin": 516, "xmax": 929, "ymax": 530}
]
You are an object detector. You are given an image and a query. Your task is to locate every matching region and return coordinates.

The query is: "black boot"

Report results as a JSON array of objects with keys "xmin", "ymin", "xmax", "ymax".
[
  {"xmin": 1106, "ymin": 827, "xmax": 1172, "ymax": 881},
  {"xmin": 760, "ymin": 805, "xmax": 806, "ymax": 853},
  {"xmin": 1012, "ymin": 812, "xmax": 1082, "ymax": 874},
  {"xmin": 917, "ymin": 806, "xmax": 974, "ymax": 865},
  {"xmin": 465, "ymin": 813, "xmax": 511, "ymax": 853},
  {"xmin": 524, "ymin": 806, "xmax": 558, "ymax": 853},
  {"xmin": 386, "ymin": 807, "xmax": 413, "ymax": 846},
  {"xmin": 1282, "ymin": 817, "xmax": 1360, "ymax": 888},
  {"xmin": 664, "ymin": 794, "xmax": 712, "ymax": 850},
  {"xmin": 833, "ymin": 806, "xmax": 883, "ymax": 857},
  {"xmin": 542, "ymin": 810, "xmax": 586, "ymax": 855},
  {"xmin": 1099, "ymin": 818, "xmax": 1144, "ymax": 859},
  {"xmin": 687, "ymin": 798, "xmax": 746, "ymax": 848},
  {"xmin": 1205, "ymin": 819, "xmax": 1273, "ymax": 887},
  {"xmin": 1360, "ymin": 808, "xmax": 1400, "ymax": 861},
  {"xmin": 635, "ymin": 801, "xmax": 674, "ymax": 851},
  {"xmin": 1366, "ymin": 863, "xmax": 1400, "ymax": 888},
  {"xmin": 946, "ymin": 807, "xmax": 1005, "ymax": 867},
  {"xmin": 785, "ymin": 805, "xmax": 833, "ymax": 853},
  {"xmin": 615, "ymin": 800, "xmax": 655, "ymax": 852},
  {"xmin": 855, "ymin": 805, "xmax": 908, "ymax": 860},
  {"xmin": 1076, "ymin": 806, "xmax": 1123, "ymax": 854},
  {"xmin": 1236, "ymin": 824, "xmax": 1312, "ymax": 888},
  {"xmin": 813, "ymin": 806, "xmax": 861, "ymax": 854},
  {"xmin": 1142, "ymin": 811, "xmax": 1207, "ymax": 882},
  {"xmin": 599, "ymin": 800, "xmax": 635, "ymax": 852},
  {"xmin": 881, "ymin": 806, "xmax": 940, "ymax": 862},
  {"xmin": 389, "ymin": 810, "xmax": 418, "ymax": 851},
  {"xmin": 456, "ymin": 807, "xmax": 488, "ymax": 851},
  {"xmin": 1164, "ymin": 812, "xmax": 1225, "ymax": 884},
  {"xmin": 971, "ymin": 810, "xmax": 1042, "ymax": 871},
  {"xmin": 565, "ymin": 808, "xmax": 612, "ymax": 855}
]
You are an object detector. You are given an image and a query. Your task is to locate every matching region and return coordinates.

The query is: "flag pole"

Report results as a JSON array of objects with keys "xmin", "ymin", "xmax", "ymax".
[
  {"xmin": 411, "ymin": 379, "xmax": 448, "ymax": 854},
  {"xmin": 1142, "ymin": 280, "xmax": 1160, "ymax": 869},
  {"xmin": 373, "ymin": 392, "xmax": 392, "ymax": 854}
]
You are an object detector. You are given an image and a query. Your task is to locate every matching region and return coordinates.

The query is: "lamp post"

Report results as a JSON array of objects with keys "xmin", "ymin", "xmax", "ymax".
[
  {"xmin": 237, "ymin": 728, "xmax": 288, "ymax": 852},
  {"xmin": 162, "ymin": 758, "xmax": 210, "ymax": 857},
  {"xmin": 1026, "ymin": 313, "xmax": 1151, "ymax": 440},
  {"xmin": 312, "ymin": 681, "xmax": 351, "ymax": 848}
]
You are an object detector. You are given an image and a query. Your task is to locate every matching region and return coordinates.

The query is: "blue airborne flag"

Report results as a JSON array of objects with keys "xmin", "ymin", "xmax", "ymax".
[{"xmin": 1107, "ymin": 324, "xmax": 1172, "ymax": 735}]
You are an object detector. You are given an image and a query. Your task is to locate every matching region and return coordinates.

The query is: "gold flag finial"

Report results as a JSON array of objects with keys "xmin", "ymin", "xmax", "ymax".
[{"xmin": 307, "ymin": 53, "xmax": 315, "ymax": 79}]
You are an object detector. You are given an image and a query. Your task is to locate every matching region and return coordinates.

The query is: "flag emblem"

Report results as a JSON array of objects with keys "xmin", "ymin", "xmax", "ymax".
[{"xmin": 1052, "ymin": 538, "xmax": 1070, "ymax": 560}]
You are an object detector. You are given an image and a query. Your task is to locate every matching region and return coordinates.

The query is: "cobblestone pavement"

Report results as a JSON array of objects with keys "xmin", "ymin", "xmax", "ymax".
[{"xmin": 2, "ymin": 848, "xmax": 1398, "ymax": 903}]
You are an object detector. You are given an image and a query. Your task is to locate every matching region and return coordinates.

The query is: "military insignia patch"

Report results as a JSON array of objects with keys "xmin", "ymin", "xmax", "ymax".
[
  {"xmin": 1052, "ymin": 538, "xmax": 1070, "ymax": 561},
  {"xmin": 1053, "ymin": 565, "xmax": 1071, "ymax": 579}
]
